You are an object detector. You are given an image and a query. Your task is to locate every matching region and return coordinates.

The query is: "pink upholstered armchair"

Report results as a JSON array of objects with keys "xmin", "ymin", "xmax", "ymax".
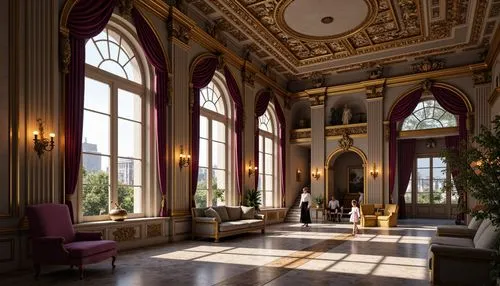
[{"xmin": 26, "ymin": 204, "xmax": 117, "ymax": 279}]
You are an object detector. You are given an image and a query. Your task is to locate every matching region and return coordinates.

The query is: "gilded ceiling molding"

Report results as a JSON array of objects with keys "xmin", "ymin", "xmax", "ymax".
[{"xmin": 411, "ymin": 57, "xmax": 445, "ymax": 73}]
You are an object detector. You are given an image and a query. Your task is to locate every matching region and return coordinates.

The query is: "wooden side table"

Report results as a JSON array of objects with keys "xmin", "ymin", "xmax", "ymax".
[{"xmin": 312, "ymin": 207, "xmax": 325, "ymax": 221}]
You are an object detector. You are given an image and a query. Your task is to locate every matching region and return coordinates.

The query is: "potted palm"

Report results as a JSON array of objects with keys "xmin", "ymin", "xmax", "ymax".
[
  {"xmin": 314, "ymin": 195, "xmax": 324, "ymax": 208},
  {"xmin": 244, "ymin": 189, "xmax": 261, "ymax": 211}
]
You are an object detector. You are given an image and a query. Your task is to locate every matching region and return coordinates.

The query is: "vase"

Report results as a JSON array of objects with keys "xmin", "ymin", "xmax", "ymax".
[{"xmin": 109, "ymin": 207, "xmax": 128, "ymax": 221}]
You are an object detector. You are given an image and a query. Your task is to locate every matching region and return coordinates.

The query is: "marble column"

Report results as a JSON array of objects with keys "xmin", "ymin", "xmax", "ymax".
[
  {"xmin": 167, "ymin": 19, "xmax": 191, "ymax": 216},
  {"xmin": 366, "ymin": 86, "xmax": 384, "ymax": 203},
  {"xmin": 309, "ymin": 95, "xmax": 325, "ymax": 202},
  {"xmin": 242, "ymin": 68, "xmax": 255, "ymax": 203}
]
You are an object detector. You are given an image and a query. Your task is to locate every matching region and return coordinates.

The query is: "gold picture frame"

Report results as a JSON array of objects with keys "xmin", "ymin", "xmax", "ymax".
[{"xmin": 347, "ymin": 166, "xmax": 364, "ymax": 194}]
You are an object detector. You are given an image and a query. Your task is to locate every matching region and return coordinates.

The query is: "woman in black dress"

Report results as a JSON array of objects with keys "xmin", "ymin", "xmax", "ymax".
[{"xmin": 299, "ymin": 187, "xmax": 312, "ymax": 227}]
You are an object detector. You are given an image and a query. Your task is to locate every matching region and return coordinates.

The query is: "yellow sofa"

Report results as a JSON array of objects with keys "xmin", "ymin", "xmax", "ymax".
[
  {"xmin": 376, "ymin": 204, "xmax": 398, "ymax": 227},
  {"xmin": 360, "ymin": 204, "xmax": 377, "ymax": 227}
]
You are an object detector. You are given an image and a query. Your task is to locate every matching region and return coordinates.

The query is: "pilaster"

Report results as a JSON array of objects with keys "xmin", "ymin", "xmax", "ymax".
[
  {"xmin": 366, "ymin": 85, "xmax": 384, "ymax": 203},
  {"xmin": 242, "ymin": 67, "xmax": 255, "ymax": 198},
  {"xmin": 309, "ymin": 94, "xmax": 325, "ymax": 202}
]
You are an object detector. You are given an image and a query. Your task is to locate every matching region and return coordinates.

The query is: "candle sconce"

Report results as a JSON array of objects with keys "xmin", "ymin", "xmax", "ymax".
[{"xmin": 33, "ymin": 118, "xmax": 55, "ymax": 158}]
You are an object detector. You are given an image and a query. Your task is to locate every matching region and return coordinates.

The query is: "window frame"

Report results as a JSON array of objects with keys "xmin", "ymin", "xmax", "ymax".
[
  {"xmin": 411, "ymin": 154, "xmax": 455, "ymax": 206},
  {"xmin": 401, "ymin": 99, "xmax": 458, "ymax": 132},
  {"xmin": 79, "ymin": 25, "xmax": 149, "ymax": 222},
  {"xmin": 258, "ymin": 108, "xmax": 279, "ymax": 208},
  {"xmin": 196, "ymin": 79, "xmax": 231, "ymax": 208}
]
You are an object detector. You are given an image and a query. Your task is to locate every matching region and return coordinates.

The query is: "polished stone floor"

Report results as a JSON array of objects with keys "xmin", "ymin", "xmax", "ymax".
[{"xmin": 1, "ymin": 219, "xmax": 453, "ymax": 286}]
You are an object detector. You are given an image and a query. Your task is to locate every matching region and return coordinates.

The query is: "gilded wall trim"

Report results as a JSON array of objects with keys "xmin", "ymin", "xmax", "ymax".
[
  {"xmin": 112, "ymin": 227, "xmax": 137, "ymax": 242},
  {"xmin": 146, "ymin": 223, "xmax": 162, "ymax": 238}
]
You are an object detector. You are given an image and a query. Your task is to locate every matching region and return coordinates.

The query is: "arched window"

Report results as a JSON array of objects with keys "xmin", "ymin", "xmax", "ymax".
[
  {"xmin": 81, "ymin": 25, "xmax": 148, "ymax": 220},
  {"xmin": 258, "ymin": 107, "xmax": 279, "ymax": 207},
  {"xmin": 401, "ymin": 99, "xmax": 457, "ymax": 131},
  {"xmin": 196, "ymin": 80, "xmax": 231, "ymax": 208}
]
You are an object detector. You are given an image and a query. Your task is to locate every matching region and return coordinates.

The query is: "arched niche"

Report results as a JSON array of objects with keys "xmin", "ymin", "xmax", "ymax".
[
  {"xmin": 326, "ymin": 94, "xmax": 367, "ymax": 126},
  {"xmin": 291, "ymin": 99, "xmax": 311, "ymax": 129},
  {"xmin": 325, "ymin": 146, "xmax": 367, "ymax": 208}
]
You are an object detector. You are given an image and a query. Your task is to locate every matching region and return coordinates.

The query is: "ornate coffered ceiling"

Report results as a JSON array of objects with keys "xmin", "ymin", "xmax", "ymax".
[{"xmin": 185, "ymin": 0, "xmax": 500, "ymax": 80}]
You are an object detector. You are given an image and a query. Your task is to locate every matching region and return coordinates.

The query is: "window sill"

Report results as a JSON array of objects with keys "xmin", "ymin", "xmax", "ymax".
[
  {"xmin": 259, "ymin": 208, "xmax": 287, "ymax": 211},
  {"xmin": 75, "ymin": 217, "xmax": 170, "ymax": 228}
]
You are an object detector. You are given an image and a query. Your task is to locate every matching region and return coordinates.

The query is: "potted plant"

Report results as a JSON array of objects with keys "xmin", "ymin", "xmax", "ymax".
[
  {"xmin": 244, "ymin": 189, "xmax": 261, "ymax": 211},
  {"xmin": 442, "ymin": 115, "xmax": 500, "ymax": 280},
  {"xmin": 314, "ymin": 195, "xmax": 324, "ymax": 208}
]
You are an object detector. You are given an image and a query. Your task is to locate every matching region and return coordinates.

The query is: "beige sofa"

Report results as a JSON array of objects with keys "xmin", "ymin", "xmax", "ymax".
[
  {"xmin": 191, "ymin": 206, "xmax": 265, "ymax": 242},
  {"xmin": 428, "ymin": 218, "xmax": 499, "ymax": 285},
  {"xmin": 435, "ymin": 216, "xmax": 483, "ymax": 238}
]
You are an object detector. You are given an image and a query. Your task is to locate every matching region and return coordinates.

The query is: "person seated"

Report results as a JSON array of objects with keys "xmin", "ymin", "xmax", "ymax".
[{"xmin": 327, "ymin": 195, "xmax": 340, "ymax": 222}]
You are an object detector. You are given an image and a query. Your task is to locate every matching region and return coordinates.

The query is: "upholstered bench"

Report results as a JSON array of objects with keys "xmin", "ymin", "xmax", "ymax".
[{"xmin": 191, "ymin": 206, "xmax": 265, "ymax": 242}]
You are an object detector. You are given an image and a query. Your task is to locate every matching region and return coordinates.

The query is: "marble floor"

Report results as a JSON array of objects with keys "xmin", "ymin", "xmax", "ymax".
[{"xmin": 1, "ymin": 219, "xmax": 453, "ymax": 286}]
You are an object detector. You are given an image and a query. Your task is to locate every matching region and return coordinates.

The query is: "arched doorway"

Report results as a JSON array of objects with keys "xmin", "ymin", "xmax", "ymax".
[{"xmin": 325, "ymin": 147, "xmax": 367, "ymax": 209}]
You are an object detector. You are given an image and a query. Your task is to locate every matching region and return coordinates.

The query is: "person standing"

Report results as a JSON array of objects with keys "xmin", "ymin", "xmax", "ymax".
[
  {"xmin": 349, "ymin": 200, "xmax": 360, "ymax": 235},
  {"xmin": 299, "ymin": 187, "xmax": 312, "ymax": 227}
]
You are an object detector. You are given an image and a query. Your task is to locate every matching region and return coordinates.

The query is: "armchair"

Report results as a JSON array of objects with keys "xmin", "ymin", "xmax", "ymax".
[
  {"xmin": 377, "ymin": 204, "xmax": 398, "ymax": 227},
  {"xmin": 360, "ymin": 204, "xmax": 377, "ymax": 227},
  {"xmin": 26, "ymin": 204, "xmax": 117, "ymax": 279}
]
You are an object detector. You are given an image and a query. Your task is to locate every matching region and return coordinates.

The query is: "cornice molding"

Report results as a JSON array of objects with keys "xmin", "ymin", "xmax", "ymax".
[
  {"xmin": 135, "ymin": 0, "xmax": 289, "ymax": 98},
  {"xmin": 293, "ymin": 63, "xmax": 487, "ymax": 99}
]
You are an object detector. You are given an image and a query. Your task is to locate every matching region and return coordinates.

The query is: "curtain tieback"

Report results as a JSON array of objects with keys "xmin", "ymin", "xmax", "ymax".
[{"xmin": 161, "ymin": 195, "xmax": 166, "ymax": 208}]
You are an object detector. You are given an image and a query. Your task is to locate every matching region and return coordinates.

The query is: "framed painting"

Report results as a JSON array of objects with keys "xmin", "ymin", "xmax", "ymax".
[{"xmin": 347, "ymin": 166, "xmax": 364, "ymax": 194}]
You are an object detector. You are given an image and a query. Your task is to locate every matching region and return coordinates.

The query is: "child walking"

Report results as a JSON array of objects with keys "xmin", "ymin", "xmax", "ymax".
[{"xmin": 349, "ymin": 200, "xmax": 360, "ymax": 235}]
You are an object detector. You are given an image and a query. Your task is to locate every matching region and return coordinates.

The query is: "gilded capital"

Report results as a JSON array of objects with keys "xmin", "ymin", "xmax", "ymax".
[
  {"xmin": 167, "ymin": 15, "xmax": 191, "ymax": 45},
  {"xmin": 309, "ymin": 94, "xmax": 325, "ymax": 106},
  {"xmin": 241, "ymin": 67, "xmax": 255, "ymax": 87},
  {"xmin": 472, "ymin": 69, "xmax": 491, "ymax": 86},
  {"xmin": 365, "ymin": 85, "xmax": 384, "ymax": 99}
]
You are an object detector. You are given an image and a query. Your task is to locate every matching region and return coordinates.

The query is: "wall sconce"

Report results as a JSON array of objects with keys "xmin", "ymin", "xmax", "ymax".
[
  {"xmin": 179, "ymin": 145, "xmax": 190, "ymax": 169},
  {"xmin": 296, "ymin": 169, "xmax": 301, "ymax": 182},
  {"xmin": 248, "ymin": 160, "xmax": 257, "ymax": 177},
  {"xmin": 33, "ymin": 118, "xmax": 55, "ymax": 157},
  {"xmin": 370, "ymin": 163, "xmax": 379, "ymax": 178},
  {"xmin": 311, "ymin": 168, "xmax": 321, "ymax": 180}
]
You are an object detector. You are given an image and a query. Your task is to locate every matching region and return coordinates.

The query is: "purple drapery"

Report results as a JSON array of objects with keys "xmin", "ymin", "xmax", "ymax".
[
  {"xmin": 254, "ymin": 91, "xmax": 273, "ymax": 189},
  {"xmin": 223, "ymin": 67, "xmax": 244, "ymax": 203},
  {"xmin": 191, "ymin": 58, "xmax": 218, "ymax": 207},
  {"xmin": 65, "ymin": 0, "xmax": 117, "ymax": 222},
  {"xmin": 389, "ymin": 89, "xmax": 422, "ymax": 203},
  {"xmin": 431, "ymin": 86, "xmax": 468, "ymax": 142},
  {"xmin": 273, "ymin": 97, "xmax": 287, "ymax": 207},
  {"xmin": 397, "ymin": 139, "xmax": 416, "ymax": 219},
  {"xmin": 445, "ymin": 135, "xmax": 466, "ymax": 224},
  {"xmin": 132, "ymin": 8, "xmax": 169, "ymax": 217}
]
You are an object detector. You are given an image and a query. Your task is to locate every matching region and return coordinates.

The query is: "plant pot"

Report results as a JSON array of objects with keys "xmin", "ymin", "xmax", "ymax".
[{"xmin": 109, "ymin": 208, "xmax": 128, "ymax": 221}]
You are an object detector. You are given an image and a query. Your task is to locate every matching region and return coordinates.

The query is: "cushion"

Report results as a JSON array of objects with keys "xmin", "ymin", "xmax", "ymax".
[
  {"xmin": 192, "ymin": 208, "xmax": 207, "ymax": 218},
  {"xmin": 213, "ymin": 206, "xmax": 230, "ymax": 222},
  {"xmin": 225, "ymin": 206, "xmax": 242, "ymax": 221},
  {"xmin": 377, "ymin": 215, "xmax": 391, "ymax": 221},
  {"xmin": 65, "ymin": 240, "xmax": 116, "ymax": 258},
  {"xmin": 468, "ymin": 216, "xmax": 483, "ymax": 230},
  {"xmin": 361, "ymin": 204, "xmax": 375, "ymax": 215},
  {"xmin": 241, "ymin": 206, "xmax": 255, "ymax": 219},
  {"xmin": 219, "ymin": 219, "xmax": 263, "ymax": 232},
  {"xmin": 26, "ymin": 204, "xmax": 76, "ymax": 243},
  {"xmin": 430, "ymin": 236, "xmax": 475, "ymax": 248},
  {"xmin": 474, "ymin": 222, "xmax": 499, "ymax": 249},
  {"xmin": 204, "ymin": 208, "xmax": 221, "ymax": 223},
  {"xmin": 474, "ymin": 219, "xmax": 492, "ymax": 245}
]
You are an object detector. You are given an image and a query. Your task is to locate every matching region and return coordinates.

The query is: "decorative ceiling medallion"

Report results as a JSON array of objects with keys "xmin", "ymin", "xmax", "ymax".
[{"xmin": 275, "ymin": 0, "xmax": 378, "ymax": 41}]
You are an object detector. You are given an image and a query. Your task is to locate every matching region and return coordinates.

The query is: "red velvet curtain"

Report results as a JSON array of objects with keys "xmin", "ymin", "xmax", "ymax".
[
  {"xmin": 64, "ymin": 0, "xmax": 117, "ymax": 222},
  {"xmin": 445, "ymin": 135, "xmax": 466, "ymax": 224},
  {"xmin": 388, "ymin": 89, "xmax": 422, "ymax": 203},
  {"xmin": 132, "ymin": 8, "xmax": 169, "ymax": 217},
  {"xmin": 431, "ymin": 86, "xmax": 468, "ymax": 142},
  {"xmin": 223, "ymin": 67, "xmax": 244, "ymax": 203},
  {"xmin": 254, "ymin": 91, "xmax": 273, "ymax": 189},
  {"xmin": 273, "ymin": 97, "xmax": 287, "ymax": 207},
  {"xmin": 191, "ymin": 58, "xmax": 218, "ymax": 207},
  {"xmin": 397, "ymin": 139, "xmax": 416, "ymax": 219}
]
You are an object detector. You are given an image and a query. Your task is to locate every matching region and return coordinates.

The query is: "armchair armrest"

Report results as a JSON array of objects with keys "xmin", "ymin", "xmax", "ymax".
[
  {"xmin": 430, "ymin": 244, "xmax": 496, "ymax": 260},
  {"xmin": 32, "ymin": 237, "xmax": 69, "ymax": 263},
  {"xmin": 194, "ymin": 217, "xmax": 217, "ymax": 223},
  {"xmin": 75, "ymin": 231, "xmax": 103, "ymax": 241}
]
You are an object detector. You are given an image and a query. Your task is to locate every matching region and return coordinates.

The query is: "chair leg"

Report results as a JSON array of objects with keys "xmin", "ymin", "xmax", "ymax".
[
  {"xmin": 79, "ymin": 265, "xmax": 84, "ymax": 280},
  {"xmin": 34, "ymin": 263, "xmax": 40, "ymax": 280},
  {"xmin": 112, "ymin": 256, "xmax": 116, "ymax": 269}
]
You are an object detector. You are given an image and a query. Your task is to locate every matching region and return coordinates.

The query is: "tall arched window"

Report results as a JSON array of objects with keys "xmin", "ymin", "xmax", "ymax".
[
  {"xmin": 401, "ymin": 99, "xmax": 457, "ymax": 131},
  {"xmin": 81, "ymin": 25, "xmax": 148, "ymax": 220},
  {"xmin": 196, "ymin": 80, "xmax": 231, "ymax": 207},
  {"xmin": 258, "ymin": 107, "xmax": 279, "ymax": 207}
]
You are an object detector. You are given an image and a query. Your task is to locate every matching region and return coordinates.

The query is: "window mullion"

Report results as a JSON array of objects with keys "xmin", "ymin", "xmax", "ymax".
[
  {"xmin": 429, "ymin": 157, "xmax": 433, "ymax": 205},
  {"xmin": 208, "ymin": 118, "xmax": 213, "ymax": 206},
  {"xmin": 110, "ymin": 83, "xmax": 118, "ymax": 210}
]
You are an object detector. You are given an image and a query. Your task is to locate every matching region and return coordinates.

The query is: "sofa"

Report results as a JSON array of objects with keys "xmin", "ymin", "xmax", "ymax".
[
  {"xmin": 377, "ymin": 204, "xmax": 398, "ymax": 227},
  {"xmin": 428, "ymin": 218, "xmax": 499, "ymax": 285},
  {"xmin": 435, "ymin": 216, "xmax": 483, "ymax": 238},
  {"xmin": 360, "ymin": 204, "xmax": 377, "ymax": 227},
  {"xmin": 191, "ymin": 206, "xmax": 265, "ymax": 242}
]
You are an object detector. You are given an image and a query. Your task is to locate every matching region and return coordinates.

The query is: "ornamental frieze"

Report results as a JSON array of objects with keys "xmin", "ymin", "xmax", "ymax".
[
  {"xmin": 290, "ymin": 129, "xmax": 311, "ymax": 140},
  {"xmin": 326, "ymin": 124, "xmax": 368, "ymax": 138}
]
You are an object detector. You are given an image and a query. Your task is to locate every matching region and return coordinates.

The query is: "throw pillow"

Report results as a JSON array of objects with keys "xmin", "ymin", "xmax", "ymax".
[
  {"xmin": 468, "ymin": 216, "xmax": 483, "ymax": 230},
  {"xmin": 213, "ymin": 206, "xmax": 230, "ymax": 222},
  {"xmin": 225, "ymin": 206, "xmax": 242, "ymax": 221},
  {"xmin": 241, "ymin": 206, "xmax": 255, "ymax": 219},
  {"xmin": 204, "ymin": 208, "xmax": 221, "ymax": 223}
]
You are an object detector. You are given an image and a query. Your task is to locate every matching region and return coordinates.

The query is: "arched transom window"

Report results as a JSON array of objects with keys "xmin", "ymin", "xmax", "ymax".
[
  {"xmin": 196, "ymin": 80, "xmax": 229, "ymax": 208},
  {"xmin": 401, "ymin": 99, "xmax": 457, "ymax": 131},
  {"xmin": 81, "ymin": 26, "xmax": 146, "ymax": 221}
]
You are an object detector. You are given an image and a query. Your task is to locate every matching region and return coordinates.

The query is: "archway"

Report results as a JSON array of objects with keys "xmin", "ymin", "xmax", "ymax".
[{"xmin": 325, "ymin": 147, "xmax": 367, "ymax": 209}]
